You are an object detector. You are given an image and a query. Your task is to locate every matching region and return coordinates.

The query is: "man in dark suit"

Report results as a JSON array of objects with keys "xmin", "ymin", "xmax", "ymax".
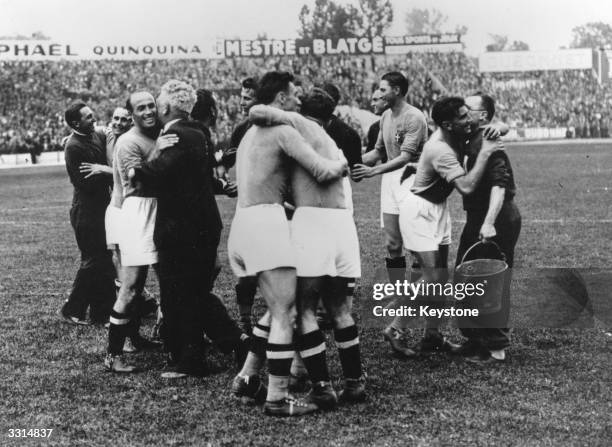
[
  {"xmin": 320, "ymin": 82, "xmax": 363, "ymax": 170},
  {"xmin": 132, "ymin": 80, "xmax": 242, "ymax": 378},
  {"xmin": 60, "ymin": 102, "xmax": 115, "ymax": 325}
]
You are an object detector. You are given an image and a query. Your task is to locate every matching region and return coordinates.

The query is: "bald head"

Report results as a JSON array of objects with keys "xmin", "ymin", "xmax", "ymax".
[{"xmin": 127, "ymin": 91, "xmax": 157, "ymax": 130}]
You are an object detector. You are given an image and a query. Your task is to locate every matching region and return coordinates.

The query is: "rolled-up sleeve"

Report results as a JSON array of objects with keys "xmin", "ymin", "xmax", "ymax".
[
  {"xmin": 487, "ymin": 151, "xmax": 510, "ymax": 189},
  {"xmin": 433, "ymin": 151, "xmax": 465, "ymax": 183}
]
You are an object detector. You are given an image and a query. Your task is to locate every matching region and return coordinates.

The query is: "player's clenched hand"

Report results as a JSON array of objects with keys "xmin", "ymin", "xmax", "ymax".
[
  {"xmin": 479, "ymin": 223, "xmax": 496, "ymax": 241},
  {"xmin": 223, "ymin": 180, "xmax": 238, "ymax": 197},
  {"xmin": 221, "ymin": 147, "xmax": 237, "ymax": 165},
  {"xmin": 155, "ymin": 134, "xmax": 179, "ymax": 151},
  {"xmin": 351, "ymin": 163, "xmax": 374, "ymax": 180}
]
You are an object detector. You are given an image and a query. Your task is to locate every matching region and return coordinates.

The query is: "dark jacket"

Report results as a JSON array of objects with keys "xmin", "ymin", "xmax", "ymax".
[
  {"xmin": 64, "ymin": 130, "xmax": 112, "ymax": 210},
  {"xmin": 325, "ymin": 115, "xmax": 362, "ymax": 168},
  {"xmin": 134, "ymin": 119, "xmax": 222, "ymax": 251}
]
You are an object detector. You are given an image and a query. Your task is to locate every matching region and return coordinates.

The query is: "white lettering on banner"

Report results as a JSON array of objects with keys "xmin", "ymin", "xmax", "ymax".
[
  {"xmin": 311, "ymin": 37, "xmax": 384, "ymax": 55},
  {"xmin": 385, "ymin": 43, "xmax": 462, "ymax": 54},
  {"xmin": 0, "ymin": 34, "xmax": 461, "ymax": 60},
  {"xmin": 224, "ymin": 39, "xmax": 296, "ymax": 57},
  {"xmin": 479, "ymin": 49, "xmax": 594, "ymax": 72},
  {"xmin": 313, "ymin": 39, "xmax": 325, "ymax": 55}
]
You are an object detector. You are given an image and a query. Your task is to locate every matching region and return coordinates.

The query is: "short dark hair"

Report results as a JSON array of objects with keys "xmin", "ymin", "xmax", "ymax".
[
  {"xmin": 64, "ymin": 102, "xmax": 87, "ymax": 129},
  {"xmin": 256, "ymin": 71, "xmax": 294, "ymax": 105},
  {"xmin": 321, "ymin": 82, "xmax": 340, "ymax": 106},
  {"xmin": 242, "ymin": 77, "xmax": 258, "ymax": 91},
  {"xmin": 300, "ymin": 88, "xmax": 335, "ymax": 122},
  {"xmin": 470, "ymin": 92, "xmax": 496, "ymax": 121},
  {"xmin": 381, "ymin": 71, "xmax": 409, "ymax": 97},
  {"xmin": 191, "ymin": 88, "xmax": 217, "ymax": 125},
  {"xmin": 431, "ymin": 96, "xmax": 466, "ymax": 127}
]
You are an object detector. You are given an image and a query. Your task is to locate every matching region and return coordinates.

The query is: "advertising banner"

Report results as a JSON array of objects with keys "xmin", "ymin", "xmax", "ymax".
[
  {"xmin": 0, "ymin": 40, "xmax": 222, "ymax": 60},
  {"xmin": 0, "ymin": 33, "xmax": 464, "ymax": 61},
  {"xmin": 220, "ymin": 33, "xmax": 462, "ymax": 57},
  {"xmin": 479, "ymin": 49, "xmax": 594, "ymax": 72}
]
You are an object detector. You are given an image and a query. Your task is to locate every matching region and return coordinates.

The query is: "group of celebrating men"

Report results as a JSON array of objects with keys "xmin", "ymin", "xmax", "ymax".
[{"xmin": 59, "ymin": 68, "xmax": 520, "ymax": 417}]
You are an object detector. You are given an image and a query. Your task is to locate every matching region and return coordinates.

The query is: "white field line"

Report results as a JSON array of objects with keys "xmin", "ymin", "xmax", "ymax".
[{"xmin": 1, "ymin": 205, "xmax": 68, "ymax": 213}]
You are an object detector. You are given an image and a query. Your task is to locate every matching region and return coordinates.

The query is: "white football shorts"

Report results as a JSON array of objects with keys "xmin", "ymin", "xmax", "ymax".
[
  {"xmin": 399, "ymin": 193, "xmax": 451, "ymax": 252},
  {"xmin": 228, "ymin": 203, "xmax": 295, "ymax": 277},
  {"xmin": 291, "ymin": 206, "xmax": 361, "ymax": 278},
  {"xmin": 104, "ymin": 205, "xmax": 124, "ymax": 247},
  {"xmin": 380, "ymin": 168, "xmax": 414, "ymax": 227},
  {"xmin": 119, "ymin": 196, "xmax": 158, "ymax": 267}
]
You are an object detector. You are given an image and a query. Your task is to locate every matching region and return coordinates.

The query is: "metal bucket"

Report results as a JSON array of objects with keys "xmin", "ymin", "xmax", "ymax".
[{"xmin": 454, "ymin": 241, "xmax": 508, "ymax": 314}]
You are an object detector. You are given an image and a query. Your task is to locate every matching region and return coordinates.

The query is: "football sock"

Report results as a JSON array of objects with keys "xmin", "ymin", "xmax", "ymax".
[
  {"xmin": 297, "ymin": 330, "xmax": 329, "ymax": 383},
  {"xmin": 127, "ymin": 316, "xmax": 141, "ymax": 340},
  {"xmin": 386, "ymin": 256, "xmax": 408, "ymax": 331},
  {"xmin": 108, "ymin": 310, "xmax": 130, "ymax": 355},
  {"xmin": 236, "ymin": 280, "xmax": 256, "ymax": 321},
  {"xmin": 334, "ymin": 325, "xmax": 363, "ymax": 380},
  {"xmin": 239, "ymin": 323, "xmax": 269, "ymax": 377},
  {"xmin": 266, "ymin": 342, "xmax": 294, "ymax": 402},
  {"xmin": 267, "ymin": 375, "xmax": 290, "ymax": 403},
  {"xmin": 385, "ymin": 256, "xmax": 406, "ymax": 285}
]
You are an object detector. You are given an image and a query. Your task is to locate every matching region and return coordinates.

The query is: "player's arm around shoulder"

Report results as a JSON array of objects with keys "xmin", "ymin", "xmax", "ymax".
[
  {"xmin": 249, "ymin": 104, "xmax": 301, "ymax": 128},
  {"xmin": 279, "ymin": 125, "xmax": 347, "ymax": 182},
  {"xmin": 452, "ymin": 138, "xmax": 504, "ymax": 195}
]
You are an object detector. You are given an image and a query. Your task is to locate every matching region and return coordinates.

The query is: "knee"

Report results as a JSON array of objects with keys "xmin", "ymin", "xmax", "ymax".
[
  {"xmin": 269, "ymin": 300, "xmax": 296, "ymax": 320},
  {"xmin": 297, "ymin": 307, "xmax": 316, "ymax": 330},
  {"xmin": 118, "ymin": 282, "xmax": 139, "ymax": 302},
  {"xmin": 331, "ymin": 310, "xmax": 353, "ymax": 329},
  {"xmin": 385, "ymin": 236, "xmax": 403, "ymax": 256}
]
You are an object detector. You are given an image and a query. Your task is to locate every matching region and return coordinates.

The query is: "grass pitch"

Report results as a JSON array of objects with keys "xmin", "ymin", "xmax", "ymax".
[{"xmin": 0, "ymin": 142, "xmax": 610, "ymax": 446}]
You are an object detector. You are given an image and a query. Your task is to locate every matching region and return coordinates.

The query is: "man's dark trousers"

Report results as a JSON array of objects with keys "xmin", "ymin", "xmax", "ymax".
[
  {"xmin": 65, "ymin": 201, "xmax": 115, "ymax": 323},
  {"xmin": 455, "ymin": 201, "xmax": 521, "ymax": 350}
]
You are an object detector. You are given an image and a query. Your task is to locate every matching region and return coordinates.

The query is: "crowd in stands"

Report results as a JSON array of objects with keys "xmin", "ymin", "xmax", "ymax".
[{"xmin": 1, "ymin": 52, "xmax": 611, "ymax": 154}]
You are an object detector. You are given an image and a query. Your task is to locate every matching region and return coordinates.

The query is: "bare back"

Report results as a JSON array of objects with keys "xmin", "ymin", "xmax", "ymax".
[
  {"xmin": 235, "ymin": 125, "xmax": 292, "ymax": 208},
  {"xmin": 248, "ymin": 105, "xmax": 346, "ymax": 208}
]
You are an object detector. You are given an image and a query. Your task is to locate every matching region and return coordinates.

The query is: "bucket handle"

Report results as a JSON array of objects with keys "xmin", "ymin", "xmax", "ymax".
[{"xmin": 461, "ymin": 240, "xmax": 506, "ymax": 265}]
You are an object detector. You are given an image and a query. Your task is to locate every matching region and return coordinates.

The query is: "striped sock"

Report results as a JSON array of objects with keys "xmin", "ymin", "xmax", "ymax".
[
  {"xmin": 385, "ymin": 256, "xmax": 406, "ymax": 284},
  {"xmin": 297, "ymin": 330, "xmax": 329, "ymax": 383},
  {"xmin": 334, "ymin": 325, "xmax": 362, "ymax": 380},
  {"xmin": 266, "ymin": 343, "xmax": 294, "ymax": 402},
  {"xmin": 108, "ymin": 310, "xmax": 130, "ymax": 355},
  {"xmin": 236, "ymin": 281, "xmax": 256, "ymax": 328},
  {"xmin": 239, "ymin": 324, "xmax": 269, "ymax": 377}
]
